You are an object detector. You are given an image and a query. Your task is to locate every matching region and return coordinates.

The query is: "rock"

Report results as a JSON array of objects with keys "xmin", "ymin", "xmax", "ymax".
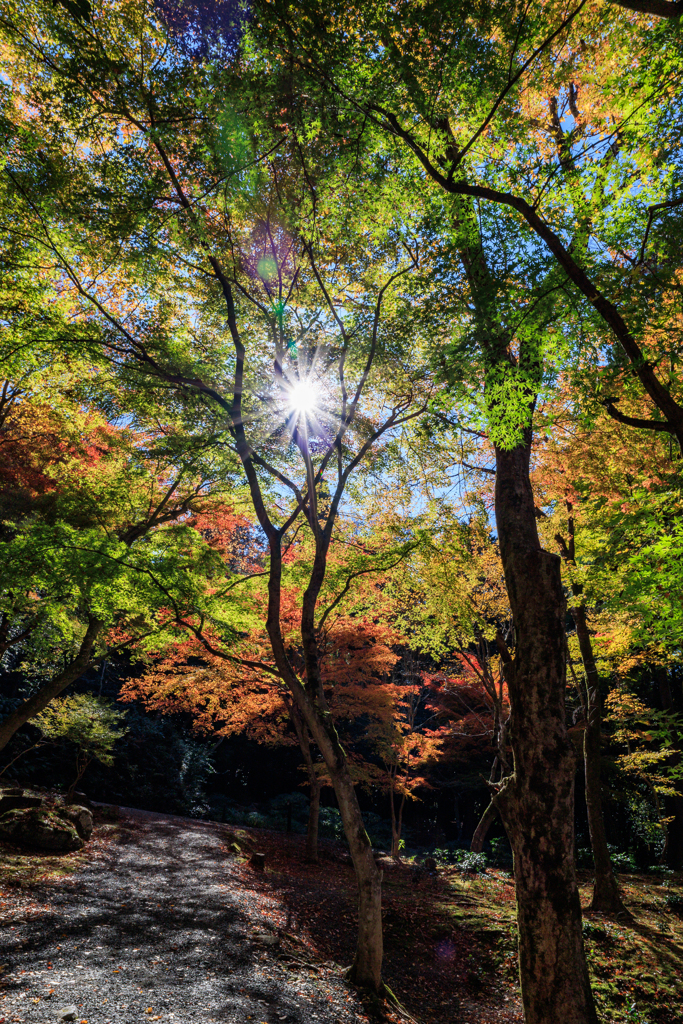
[
  {"xmin": 0, "ymin": 791, "xmax": 43, "ymax": 815},
  {"xmin": 424, "ymin": 856, "xmax": 437, "ymax": 872},
  {"xmin": 249, "ymin": 851, "xmax": 266, "ymax": 871},
  {"xmin": 57, "ymin": 805, "xmax": 94, "ymax": 840},
  {"xmin": 252, "ymin": 931, "xmax": 279, "ymax": 946},
  {"xmin": 59, "ymin": 1006, "xmax": 79, "ymax": 1021},
  {"xmin": 0, "ymin": 807, "xmax": 84, "ymax": 852},
  {"xmin": 326, "ymin": 849, "xmax": 352, "ymax": 866}
]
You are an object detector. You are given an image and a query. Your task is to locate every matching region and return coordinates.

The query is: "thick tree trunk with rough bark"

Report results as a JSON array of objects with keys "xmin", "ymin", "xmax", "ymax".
[
  {"xmin": 573, "ymin": 605, "xmax": 630, "ymax": 917},
  {"xmin": 0, "ymin": 616, "xmax": 101, "ymax": 752},
  {"xmin": 493, "ymin": 443, "xmax": 598, "ymax": 1024}
]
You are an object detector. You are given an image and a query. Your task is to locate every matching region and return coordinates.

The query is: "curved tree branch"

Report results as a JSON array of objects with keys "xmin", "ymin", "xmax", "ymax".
[
  {"xmin": 601, "ymin": 397, "xmax": 677, "ymax": 433},
  {"xmin": 610, "ymin": 0, "xmax": 683, "ymax": 15}
]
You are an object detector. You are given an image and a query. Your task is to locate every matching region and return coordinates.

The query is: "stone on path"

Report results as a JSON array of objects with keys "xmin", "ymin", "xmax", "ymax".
[
  {"xmin": 58, "ymin": 1006, "xmax": 79, "ymax": 1021},
  {"xmin": 249, "ymin": 851, "xmax": 266, "ymax": 871}
]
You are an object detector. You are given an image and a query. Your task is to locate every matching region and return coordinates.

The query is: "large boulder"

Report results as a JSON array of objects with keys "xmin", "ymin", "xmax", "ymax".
[
  {"xmin": 0, "ymin": 807, "xmax": 84, "ymax": 852},
  {"xmin": 56, "ymin": 805, "xmax": 94, "ymax": 840}
]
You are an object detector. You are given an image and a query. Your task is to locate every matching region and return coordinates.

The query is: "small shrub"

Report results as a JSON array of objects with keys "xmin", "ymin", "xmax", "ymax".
[
  {"xmin": 582, "ymin": 920, "xmax": 607, "ymax": 940},
  {"xmin": 488, "ymin": 836, "xmax": 513, "ymax": 868},
  {"xmin": 665, "ymin": 891, "xmax": 683, "ymax": 917},
  {"xmin": 457, "ymin": 851, "xmax": 487, "ymax": 874}
]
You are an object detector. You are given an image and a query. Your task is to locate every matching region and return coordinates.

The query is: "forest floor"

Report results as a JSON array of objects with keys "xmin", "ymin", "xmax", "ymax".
[{"xmin": 0, "ymin": 808, "xmax": 681, "ymax": 1024}]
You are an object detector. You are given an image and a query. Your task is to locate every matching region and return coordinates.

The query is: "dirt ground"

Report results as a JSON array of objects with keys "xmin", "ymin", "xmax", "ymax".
[{"xmin": 0, "ymin": 807, "xmax": 522, "ymax": 1024}]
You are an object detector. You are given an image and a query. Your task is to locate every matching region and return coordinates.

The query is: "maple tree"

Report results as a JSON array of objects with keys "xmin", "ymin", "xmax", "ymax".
[
  {"xmin": 123, "ymin": 512, "xmax": 415, "ymax": 866},
  {"xmin": 34, "ymin": 693, "xmax": 127, "ymax": 803},
  {"xmin": 0, "ymin": 1, "xmax": 441, "ymax": 990},
  {"xmin": 246, "ymin": 4, "xmax": 683, "ymax": 1018},
  {"xmin": 0, "ymin": 368, "xmax": 238, "ymax": 752},
  {"xmin": 1, "ymin": 1, "xmax": 683, "ymax": 1019},
  {"xmin": 533, "ymin": 381, "xmax": 683, "ymax": 883}
]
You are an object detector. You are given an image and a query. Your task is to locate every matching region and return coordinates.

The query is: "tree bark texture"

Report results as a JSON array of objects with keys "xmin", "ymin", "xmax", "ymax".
[
  {"xmin": 493, "ymin": 444, "xmax": 598, "ymax": 1024},
  {"xmin": 268, "ymin": 582, "xmax": 384, "ymax": 991},
  {"xmin": 325, "ymin": 760, "xmax": 383, "ymax": 992},
  {"xmin": 573, "ymin": 605, "xmax": 630, "ymax": 917},
  {"xmin": 0, "ymin": 616, "xmax": 101, "ymax": 753}
]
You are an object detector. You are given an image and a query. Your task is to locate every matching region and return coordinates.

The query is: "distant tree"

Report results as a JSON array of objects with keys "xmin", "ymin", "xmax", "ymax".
[
  {"xmin": 35, "ymin": 693, "xmax": 127, "ymax": 803},
  {"xmin": 0, "ymin": 381, "xmax": 240, "ymax": 751}
]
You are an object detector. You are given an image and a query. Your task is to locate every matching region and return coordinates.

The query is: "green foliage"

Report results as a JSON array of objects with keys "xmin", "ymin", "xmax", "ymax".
[{"xmin": 34, "ymin": 693, "xmax": 126, "ymax": 766}]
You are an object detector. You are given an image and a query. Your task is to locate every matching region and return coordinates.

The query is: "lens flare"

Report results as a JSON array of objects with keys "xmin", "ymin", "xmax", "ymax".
[{"xmin": 288, "ymin": 379, "xmax": 319, "ymax": 416}]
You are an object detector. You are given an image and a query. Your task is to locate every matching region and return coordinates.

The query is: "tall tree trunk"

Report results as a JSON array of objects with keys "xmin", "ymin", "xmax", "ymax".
[
  {"xmin": 471, "ymin": 800, "xmax": 498, "ymax": 854},
  {"xmin": 573, "ymin": 605, "xmax": 630, "ymax": 917},
  {"xmin": 330, "ymin": 763, "xmax": 383, "ymax": 993},
  {"xmin": 558, "ymin": 512, "xmax": 629, "ymax": 919},
  {"xmin": 0, "ymin": 616, "xmax": 101, "ymax": 752},
  {"xmin": 493, "ymin": 442, "xmax": 598, "ymax": 1024}
]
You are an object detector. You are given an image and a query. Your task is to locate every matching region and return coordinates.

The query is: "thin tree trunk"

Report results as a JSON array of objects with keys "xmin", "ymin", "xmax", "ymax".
[
  {"xmin": 573, "ymin": 604, "xmax": 630, "ymax": 918},
  {"xmin": 0, "ymin": 616, "xmax": 101, "ymax": 752},
  {"xmin": 306, "ymin": 773, "xmax": 320, "ymax": 863},
  {"xmin": 471, "ymin": 800, "xmax": 498, "ymax": 854},
  {"xmin": 288, "ymin": 702, "xmax": 321, "ymax": 863},
  {"xmin": 396, "ymin": 791, "xmax": 405, "ymax": 857},
  {"xmin": 389, "ymin": 775, "xmax": 398, "ymax": 857},
  {"xmin": 558, "ymin": 513, "xmax": 629, "ymax": 920},
  {"xmin": 390, "ymin": 784, "xmax": 406, "ymax": 860},
  {"xmin": 656, "ymin": 667, "xmax": 683, "ymax": 869},
  {"xmin": 67, "ymin": 752, "xmax": 91, "ymax": 804},
  {"xmin": 493, "ymin": 442, "xmax": 598, "ymax": 1024}
]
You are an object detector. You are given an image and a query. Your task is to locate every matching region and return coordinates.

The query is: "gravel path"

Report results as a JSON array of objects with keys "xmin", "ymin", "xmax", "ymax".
[{"xmin": 0, "ymin": 810, "xmax": 373, "ymax": 1024}]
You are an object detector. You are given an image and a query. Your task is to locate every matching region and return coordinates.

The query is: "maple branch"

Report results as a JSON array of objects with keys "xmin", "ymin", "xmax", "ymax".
[
  {"xmin": 0, "ymin": 740, "xmax": 54, "ymax": 778},
  {"xmin": 215, "ymin": 570, "xmax": 270, "ymax": 595},
  {"xmin": 171, "ymin": 616, "xmax": 283, "ymax": 680},
  {"xmin": 102, "ymin": 628, "xmax": 161, "ymax": 658},
  {"xmin": 609, "ymin": 0, "xmax": 683, "ymax": 15},
  {"xmin": 461, "ymin": 461, "xmax": 496, "ymax": 475},
  {"xmin": 0, "ymin": 615, "xmax": 40, "ymax": 659},
  {"xmin": 638, "ymin": 195, "xmax": 683, "ymax": 264},
  {"xmin": 495, "ymin": 629, "xmax": 513, "ymax": 666},
  {"xmin": 554, "ymin": 533, "xmax": 572, "ymax": 562},
  {"xmin": 442, "ymin": 180, "xmax": 683, "ymax": 449},
  {"xmin": 450, "ymin": 0, "xmax": 587, "ymax": 171},
  {"xmin": 316, "ymin": 547, "xmax": 417, "ymax": 633},
  {"xmin": 0, "ymin": 614, "xmax": 102, "ymax": 753},
  {"xmin": 601, "ymin": 397, "xmax": 677, "ymax": 433}
]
